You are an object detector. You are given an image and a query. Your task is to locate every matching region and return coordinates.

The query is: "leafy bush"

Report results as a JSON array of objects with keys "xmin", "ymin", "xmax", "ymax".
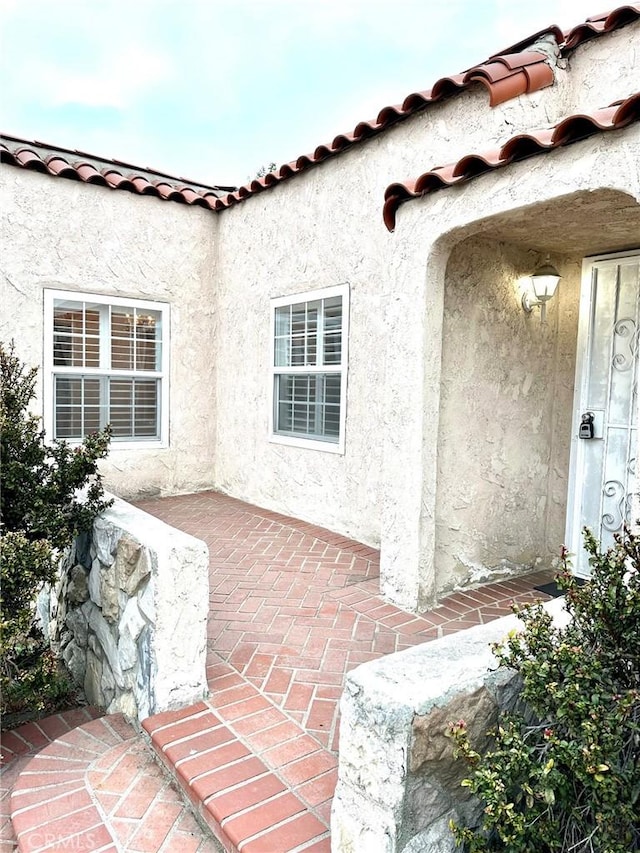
[
  {"xmin": 0, "ymin": 342, "xmax": 112, "ymax": 719},
  {"xmin": 1, "ymin": 343, "xmax": 112, "ymax": 549},
  {"xmin": 449, "ymin": 528, "xmax": 640, "ymax": 853}
]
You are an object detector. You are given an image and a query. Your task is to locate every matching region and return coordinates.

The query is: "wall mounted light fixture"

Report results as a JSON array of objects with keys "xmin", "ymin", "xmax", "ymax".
[{"xmin": 522, "ymin": 256, "xmax": 561, "ymax": 323}]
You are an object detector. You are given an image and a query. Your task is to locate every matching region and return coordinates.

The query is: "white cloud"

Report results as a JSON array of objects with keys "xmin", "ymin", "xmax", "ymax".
[{"xmin": 32, "ymin": 45, "xmax": 173, "ymax": 110}]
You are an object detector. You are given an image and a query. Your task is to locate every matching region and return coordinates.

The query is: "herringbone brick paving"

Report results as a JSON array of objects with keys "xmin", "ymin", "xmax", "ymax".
[
  {"xmin": 4, "ymin": 491, "xmax": 554, "ymax": 852},
  {"xmin": 134, "ymin": 490, "xmax": 553, "ymax": 852}
]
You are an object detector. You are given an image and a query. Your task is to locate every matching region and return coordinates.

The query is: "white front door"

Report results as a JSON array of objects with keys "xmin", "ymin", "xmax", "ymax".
[{"xmin": 566, "ymin": 251, "xmax": 640, "ymax": 576}]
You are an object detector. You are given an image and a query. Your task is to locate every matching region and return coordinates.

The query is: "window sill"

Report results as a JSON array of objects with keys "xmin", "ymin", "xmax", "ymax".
[
  {"xmin": 269, "ymin": 433, "xmax": 345, "ymax": 455},
  {"xmin": 106, "ymin": 440, "xmax": 168, "ymax": 452}
]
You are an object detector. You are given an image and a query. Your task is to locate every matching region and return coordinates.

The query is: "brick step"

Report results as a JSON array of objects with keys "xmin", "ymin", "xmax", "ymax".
[
  {"xmin": 5, "ymin": 710, "xmax": 218, "ymax": 852},
  {"xmin": 142, "ymin": 661, "xmax": 333, "ymax": 853}
]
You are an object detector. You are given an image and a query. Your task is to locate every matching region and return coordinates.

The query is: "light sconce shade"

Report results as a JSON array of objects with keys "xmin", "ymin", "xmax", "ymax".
[{"xmin": 522, "ymin": 257, "xmax": 561, "ymax": 322}]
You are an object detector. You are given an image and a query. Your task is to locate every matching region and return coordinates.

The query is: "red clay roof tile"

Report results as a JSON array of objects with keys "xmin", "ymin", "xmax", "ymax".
[
  {"xmin": 45, "ymin": 156, "xmax": 77, "ymax": 179},
  {"xmin": 74, "ymin": 162, "xmax": 107, "ymax": 185},
  {"xmin": 12, "ymin": 147, "xmax": 47, "ymax": 171},
  {"xmin": 211, "ymin": 6, "xmax": 639, "ymax": 214},
  {"xmin": 0, "ymin": 135, "xmax": 236, "ymax": 208},
  {"xmin": 382, "ymin": 92, "xmax": 640, "ymax": 231},
  {"xmin": 564, "ymin": 4, "xmax": 640, "ymax": 47},
  {"xmin": 101, "ymin": 169, "xmax": 133, "ymax": 190},
  {"xmin": 2, "ymin": 6, "xmax": 637, "ymax": 217}
]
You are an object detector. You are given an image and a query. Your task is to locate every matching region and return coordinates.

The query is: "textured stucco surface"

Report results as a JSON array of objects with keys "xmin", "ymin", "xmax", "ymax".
[
  {"xmin": 1, "ymin": 22, "xmax": 639, "ymax": 610},
  {"xmin": 331, "ymin": 598, "xmax": 569, "ymax": 853},
  {"xmin": 0, "ymin": 168, "xmax": 219, "ymax": 498},
  {"xmin": 434, "ymin": 238, "xmax": 580, "ymax": 594}
]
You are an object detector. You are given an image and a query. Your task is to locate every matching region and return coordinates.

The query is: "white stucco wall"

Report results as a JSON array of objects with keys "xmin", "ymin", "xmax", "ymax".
[
  {"xmin": 0, "ymin": 168, "xmax": 218, "ymax": 498},
  {"xmin": 433, "ymin": 239, "xmax": 581, "ymax": 594}
]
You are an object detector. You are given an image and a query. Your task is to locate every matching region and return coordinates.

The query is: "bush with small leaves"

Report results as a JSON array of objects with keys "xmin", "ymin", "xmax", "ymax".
[
  {"xmin": 448, "ymin": 528, "xmax": 640, "ymax": 853},
  {"xmin": 0, "ymin": 342, "xmax": 112, "ymax": 719}
]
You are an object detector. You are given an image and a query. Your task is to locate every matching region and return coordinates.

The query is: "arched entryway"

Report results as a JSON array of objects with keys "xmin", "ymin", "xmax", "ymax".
[{"xmin": 432, "ymin": 188, "xmax": 640, "ymax": 598}]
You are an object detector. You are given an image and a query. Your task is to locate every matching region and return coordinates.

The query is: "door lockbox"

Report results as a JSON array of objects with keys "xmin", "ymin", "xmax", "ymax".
[{"xmin": 579, "ymin": 411, "xmax": 595, "ymax": 439}]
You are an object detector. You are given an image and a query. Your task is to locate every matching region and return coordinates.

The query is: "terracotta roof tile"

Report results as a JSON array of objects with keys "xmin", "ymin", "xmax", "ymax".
[
  {"xmin": 211, "ymin": 6, "xmax": 639, "ymax": 214},
  {"xmin": 467, "ymin": 51, "xmax": 555, "ymax": 107},
  {"xmin": 46, "ymin": 156, "xmax": 77, "ymax": 179},
  {"xmin": 102, "ymin": 169, "xmax": 135, "ymax": 190},
  {"xmin": 2, "ymin": 7, "xmax": 637, "ymax": 217},
  {"xmin": 382, "ymin": 92, "xmax": 640, "ymax": 231},
  {"xmin": 74, "ymin": 162, "xmax": 107, "ymax": 185},
  {"xmin": 12, "ymin": 148, "xmax": 46, "ymax": 171},
  {"xmin": 563, "ymin": 4, "xmax": 640, "ymax": 48},
  {"xmin": 0, "ymin": 135, "xmax": 236, "ymax": 208}
]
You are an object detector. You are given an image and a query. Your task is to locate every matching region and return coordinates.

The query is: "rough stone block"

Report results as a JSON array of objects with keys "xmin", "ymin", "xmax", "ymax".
[
  {"xmin": 110, "ymin": 690, "xmax": 137, "ymax": 719},
  {"xmin": 116, "ymin": 535, "xmax": 151, "ymax": 596},
  {"xmin": 89, "ymin": 560, "xmax": 102, "ymax": 606},
  {"xmin": 117, "ymin": 598, "xmax": 146, "ymax": 673},
  {"xmin": 62, "ymin": 638, "xmax": 85, "ymax": 685},
  {"xmin": 75, "ymin": 531, "xmax": 92, "ymax": 568},
  {"xmin": 93, "ymin": 517, "xmax": 123, "ymax": 566},
  {"xmin": 333, "ymin": 598, "xmax": 568, "ymax": 853},
  {"xmin": 84, "ymin": 648, "xmax": 104, "ymax": 707},
  {"xmin": 87, "ymin": 604, "xmax": 125, "ymax": 688},
  {"xmin": 410, "ymin": 686, "xmax": 498, "ymax": 790},
  {"xmin": 67, "ymin": 564, "xmax": 90, "ymax": 605},
  {"xmin": 137, "ymin": 578, "xmax": 155, "ymax": 623},
  {"xmin": 100, "ymin": 563, "xmax": 120, "ymax": 623},
  {"xmin": 120, "ymin": 595, "xmax": 146, "ymax": 636},
  {"xmin": 401, "ymin": 814, "xmax": 457, "ymax": 853},
  {"xmin": 65, "ymin": 606, "xmax": 89, "ymax": 648},
  {"xmin": 53, "ymin": 494, "xmax": 209, "ymax": 724},
  {"xmin": 101, "ymin": 661, "xmax": 116, "ymax": 708}
]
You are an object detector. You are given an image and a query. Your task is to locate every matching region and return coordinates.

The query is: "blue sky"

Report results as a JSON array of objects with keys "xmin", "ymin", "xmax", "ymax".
[{"xmin": 1, "ymin": 0, "xmax": 598, "ymax": 187}]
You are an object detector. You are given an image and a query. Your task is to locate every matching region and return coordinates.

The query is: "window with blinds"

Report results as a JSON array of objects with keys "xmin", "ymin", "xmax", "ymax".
[
  {"xmin": 45, "ymin": 292, "xmax": 168, "ymax": 444},
  {"xmin": 271, "ymin": 285, "xmax": 348, "ymax": 451}
]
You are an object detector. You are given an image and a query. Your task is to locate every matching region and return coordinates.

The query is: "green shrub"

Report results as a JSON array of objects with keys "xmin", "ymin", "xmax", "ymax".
[
  {"xmin": 1, "ymin": 343, "xmax": 112, "ymax": 549},
  {"xmin": 449, "ymin": 528, "xmax": 640, "ymax": 853},
  {"xmin": 0, "ymin": 342, "xmax": 112, "ymax": 719}
]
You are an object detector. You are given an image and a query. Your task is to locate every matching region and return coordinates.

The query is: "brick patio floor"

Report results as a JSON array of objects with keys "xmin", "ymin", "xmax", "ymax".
[
  {"xmin": 134, "ymin": 491, "xmax": 554, "ymax": 852},
  {"xmin": 1, "ymin": 709, "xmax": 220, "ymax": 852},
  {"xmin": 4, "ymin": 491, "xmax": 554, "ymax": 852}
]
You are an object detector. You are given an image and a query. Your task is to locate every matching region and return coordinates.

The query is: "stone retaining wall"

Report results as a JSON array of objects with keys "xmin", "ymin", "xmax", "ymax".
[
  {"xmin": 331, "ymin": 598, "xmax": 568, "ymax": 853},
  {"xmin": 45, "ymin": 494, "xmax": 209, "ymax": 723}
]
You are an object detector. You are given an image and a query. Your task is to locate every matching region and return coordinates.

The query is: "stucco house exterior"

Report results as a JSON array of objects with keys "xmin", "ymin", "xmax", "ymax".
[{"xmin": 2, "ymin": 6, "xmax": 639, "ymax": 613}]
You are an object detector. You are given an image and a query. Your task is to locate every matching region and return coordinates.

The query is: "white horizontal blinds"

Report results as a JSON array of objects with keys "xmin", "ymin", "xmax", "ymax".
[
  {"xmin": 53, "ymin": 301, "xmax": 100, "ymax": 367},
  {"xmin": 54, "ymin": 377, "xmax": 102, "ymax": 438},
  {"xmin": 322, "ymin": 373, "xmax": 341, "ymax": 436},
  {"xmin": 273, "ymin": 294, "xmax": 343, "ymax": 441},
  {"xmin": 322, "ymin": 296, "xmax": 342, "ymax": 364},
  {"xmin": 110, "ymin": 379, "xmax": 159, "ymax": 438},
  {"xmin": 51, "ymin": 296, "xmax": 164, "ymax": 442},
  {"xmin": 275, "ymin": 374, "xmax": 341, "ymax": 438},
  {"xmin": 274, "ymin": 300, "xmax": 319, "ymax": 366},
  {"xmin": 111, "ymin": 308, "xmax": 161, "ymax": 371}
]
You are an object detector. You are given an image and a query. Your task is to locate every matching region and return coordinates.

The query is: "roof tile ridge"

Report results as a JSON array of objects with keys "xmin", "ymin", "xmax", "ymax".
[
  {"xmin": 0, "ymin": 132, "xmax": 234, "ymax": 194},
  {"xmin": 382, "ymin": 91, "xmax": 640, "ymax": 231},
  {"xmin": 6, "ymin": 7, "xmax": 638, "ymax": 215},
  {"xmin": 215, "ymin": 35, "xmax": 568, "ymax": 211}
]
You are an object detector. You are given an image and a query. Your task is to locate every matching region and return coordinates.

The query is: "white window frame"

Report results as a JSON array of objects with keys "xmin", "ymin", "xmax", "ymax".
[
  {"xmin": 269, "ymin": 283, "xmax": 349, "ymax": 454},
  {"xmin": 43, "ymin": 289, "xmax": 170, "ymax": 449}
]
